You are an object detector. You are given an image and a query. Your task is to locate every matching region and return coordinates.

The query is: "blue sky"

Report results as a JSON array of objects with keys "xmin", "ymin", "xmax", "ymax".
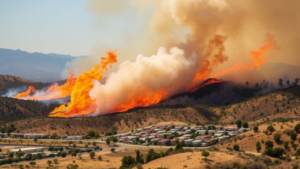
[{"xmin": 0, "ymin": 0, "xmax": 146, "ymax": 56}]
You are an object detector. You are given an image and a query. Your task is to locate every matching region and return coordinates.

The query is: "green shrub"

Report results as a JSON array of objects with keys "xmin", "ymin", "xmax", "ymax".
[
  {"xmin": 273, "ymin": 133, "xmax": 281, "ymax": 143},
  {"xmin": 253, "ymin": 126, "xmax": 259, "ymax": 132},
  {"xmin": 233, "ymin": 144, "xmax": 239, "ymax": 151},
  {"xmin": 293, "ymin": 164, "xmax": 299, "ymax": 169},
  {"xmin": 290, "ymin": 130, "xmax": 297, "ymax": 140},
  {"xmin": 201, "ymin": 150, "xmax": 210, "ymax": 159},
  {"xmin": 265, "ymin": 140, "xmax": 274, "ymax": 148},
  {"xmin": 89, "ymin": 151, "xmax": 95, "ymax": 159}
]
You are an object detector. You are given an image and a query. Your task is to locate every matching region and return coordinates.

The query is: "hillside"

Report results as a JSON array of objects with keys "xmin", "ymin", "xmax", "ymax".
[
  {"xmin": 0, "ymin": 48, "xmax": 77, "ymax": 82},
  {"xmin": 0, "ymin": 75, "xmax": 68, "ymax": 95},
  {"xmin": 217, "ymin": 86, "xmax": 300, "ymax": 124},
  {"xmin": 218, "ymin": 121, "xmax": 300, "ymax": 156},
  {"xmin": 0, "ymin": 85, "xmax": 297, "ymax": 136},
  {"xmin": 0, "ymin": 97, "xmax": 59, "ymax": 123},
  {"xmin": 10, "ymin": 106, "xmax": 218, "ymax": 135},
  {"xmin": 0, "ymin": 75, "xmax": 48, "ymax": 95}
]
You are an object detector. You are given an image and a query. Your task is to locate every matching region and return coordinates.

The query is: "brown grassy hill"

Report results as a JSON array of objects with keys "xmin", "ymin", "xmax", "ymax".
[
  {"xmin": 217, "ymin": 86, "xmax": 300, "ymax": 124},
  {"xmin": 0, "ymin": 97, "xmax": 58, "ymax": 123},
  {"xmin": 0, "ymin": 75, "xmax": 47, "ymax": 95},
  {"xmin": 1, "ymin": 86, "xmax": 299, "ymax": 136},
  {"xmin": 219, "ymin": 121, "xmax": 300, "ymax": 156},
  {"xmin": 0, "ymin": 75, "xmax": 67, "ymax": 95},
  {"xmin": 11, "ymin": 106, "xmax": 218, "ymax": 135}
]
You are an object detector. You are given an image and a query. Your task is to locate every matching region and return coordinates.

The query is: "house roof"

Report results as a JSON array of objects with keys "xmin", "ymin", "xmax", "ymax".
[
  {"xmin": 202, "ymin": 140, "xmax": 212, "ymax": 143},
  {"xmin": 197, "ymin": 135, "xmax": 211, "ymax": 138}
]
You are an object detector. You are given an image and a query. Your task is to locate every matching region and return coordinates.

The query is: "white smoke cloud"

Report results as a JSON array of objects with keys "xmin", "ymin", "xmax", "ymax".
[{"xmin": 89, "ymin": 47, "xmax": 198, "ymax": 114}]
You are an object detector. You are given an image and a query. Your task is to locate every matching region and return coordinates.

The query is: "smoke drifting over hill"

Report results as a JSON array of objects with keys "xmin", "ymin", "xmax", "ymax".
[{"xmin": 9, "ymin": 0, "xmax": 300, "ymax": 117}]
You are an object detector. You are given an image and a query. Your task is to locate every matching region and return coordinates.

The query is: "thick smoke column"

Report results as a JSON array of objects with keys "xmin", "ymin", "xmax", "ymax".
[
  {"xmin": 90, "ymin": 47, "xmax": 198, "ymax": 114},
  {"xmin": 47, "ymin": 0, "xmax": 283, "ymax": 117}
]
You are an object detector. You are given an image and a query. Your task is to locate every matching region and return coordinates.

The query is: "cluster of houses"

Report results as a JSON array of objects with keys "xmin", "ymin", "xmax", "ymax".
[{"xmin": 113, "ymin": 125, "xmax": 245, "ymax": 147}]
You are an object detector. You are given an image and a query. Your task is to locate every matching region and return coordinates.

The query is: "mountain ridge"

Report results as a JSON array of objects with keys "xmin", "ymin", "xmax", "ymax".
[{"xmin": 0, "ymin": 48, "xmax": 78, "ymax": 82}]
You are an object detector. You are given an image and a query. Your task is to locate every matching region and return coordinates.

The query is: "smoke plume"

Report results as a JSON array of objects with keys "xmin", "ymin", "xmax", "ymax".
[{"xmin": 11, "ymin": 0, "xmax": 300, "ymax": 117}]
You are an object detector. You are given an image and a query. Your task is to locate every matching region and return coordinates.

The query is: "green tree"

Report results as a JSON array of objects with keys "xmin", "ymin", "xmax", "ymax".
[
  {"xmin": 267, "ymin": 125, "xmax": 275, "ymax": 133},
  {"xmin": 136, "ymin": 150, "xmax": 140, "ymax": 163},
  {"xmin": 290, "ymin": 130, "xmax": 297, "ymax": 140},
  {"xmin": 236, "ymin": 120, "xmax": 242, "ymax": 129},
  {"xmin": 110, "ymin": 148, "xmax": 115, "ymax": 153},
  {"xmin": 53, "ymin": 158, "xmax": 58, "ymax": 164},
  {"xmin": 48, "ymin": 146, "xmax": 54, "ymax": 151},
  {"xmin": 106, "ymin": 138, "xmax": 110, "ymax": 145},
  {"xmin": 264, "ymin": 148, "xmax": 273, "ymax": 156},
  {"xmin": 272, "ymin": 147, "xmax": 285, "ymax": 157},
  {"xmin": 205, "ymin": 130, "xmax": 208, "ymax": 135},
  {"xmin": 295, "ymin": 148, "xmax": 300, "ymax": 156},
  {"xmin": 113, "ymin": 137, "xmax": 118, "ymax": 143},
  {"xmin": 233, "ymin": 144, "xmax": 239, "ymax": 151},
  {"xmin": 265, "ymin": 140, "xmax": 274, "ymax": 148},
  {"xmin": 293, "ymin": 164, "xmax": 299, "ymax": 169},
  {"xmin": 71, "ymin": 152, "xmax": 77, "ymax": 158},
  {"xmin": 61, "ymin": 151, "xmax": 67, "ymax": 158},
  {"xmin": 256, "ymin": 141, "xmax": 261, "ymax": 152},
  {"xmin": 121, "ymin": 156, "xmax": 136, "ymax": 168},
  {"xmin": 9, "ymin": 152, "xmax": 14, "ymax": 158},
  {"xmin": 242, "ymin": 122, "xmax": 249, "ymax": 128},
  {"xmin": 253, "ymin": 126, "xmax": 259, "ymax": 132},
  {"xmin": 29, "ymin": 161, "xmax": 36, "ymax": 166},
  {"xmin": 283, "ymin": 141, "xmax": 289, "ymax": 149},
  {"xmin": 92, "ymin": 142, "xmax": 96, "ymax": 147},
  {"xmin": 273, "ymin": 147, "xmax": 285, "ymax": 157},
  {"xmin": 34, "ymin": 137, "xmax": 38, "ymax": 143},
  {"xmin": 89, "ymin": 151, "xmax": 95, "ymax": 159},
  {"xmin": 47, "ymin": 160, "xmax": 52, "ymax": 166},
  {"xmin": 87, "ymin": 130, "xmax": 96, "ymax": 138},
  {"xmin": 273, "ymin": 133, "xmax": 281, "ymax": 143},
  {"xmin": 98, "ymin": 156, "xmax": 102, "ymax": 161},
  {"xmin": 66, "ymin": 164, "xmax": 79, "ymax": 169},
  {"xmin": 201, "ymin": 150, "xmax": 210, "ymax": 160},
  {"xmin": 175, "ymin": 143, "xmax": 183, "ymax": 151},
  {"xmin": 295, "ymin": 124, "xmax": 300, "ymax": 133}
]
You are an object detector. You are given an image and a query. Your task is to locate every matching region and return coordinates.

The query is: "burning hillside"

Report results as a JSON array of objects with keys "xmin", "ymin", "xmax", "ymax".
[
  {"xmin": 11, "ymin": 34, "xmax": 277, "ymax": 117},
  {"xmin": 9, "ymin": 0, "xmax": 300, "ymax": 117}
]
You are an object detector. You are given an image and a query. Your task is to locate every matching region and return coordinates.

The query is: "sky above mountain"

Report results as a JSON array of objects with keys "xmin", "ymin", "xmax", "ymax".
[
  {"xmin": 1, "ymin": 0, "xmax": 299, "ymax": 76},
  {"xmin": 0, "ymin": 0, "xmax": 148, "ymax": 57}
]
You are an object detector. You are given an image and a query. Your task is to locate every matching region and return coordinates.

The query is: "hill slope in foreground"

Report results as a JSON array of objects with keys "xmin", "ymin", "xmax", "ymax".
[{"xmin": 1, "ymin": 85, "xmax": 299, "ymax": 136}]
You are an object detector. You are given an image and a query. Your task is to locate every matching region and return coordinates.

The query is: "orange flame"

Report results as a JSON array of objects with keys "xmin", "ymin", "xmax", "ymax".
[
  {"xmin": 190, "ymin": 78, "xmax": 225, "ymax": 92},
  {"xmin": 212, "ymin": 34, "xmax": 278, "ymax": 78},
  {"xmin": 113, "ymin": 91, "xmax": 167, "ymax": 113},
  {"xmin": 15, "ymin": 86, "xmax": 36, "ymax": 98},
  {"xmin": 49, "ymin": 51, "xmax": 118, "ymax": 117},
  {"xmin": 20, "ymin": 71, "xmax": 76, "ymax": 101},
  {"xmin": 188, "ymin": 35, "xmax": 228, "ymax": 90},
  {"xmin": 11, "ymin": 34, "xmax": 278, "ymax": 117}
]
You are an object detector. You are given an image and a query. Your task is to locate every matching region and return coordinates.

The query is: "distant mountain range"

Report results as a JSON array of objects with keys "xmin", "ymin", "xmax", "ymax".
[
  {"xmin": 0, "ymin": 47, "xmax": 299, "ymax": 85},
  {"xmin": 0, "ymin": 48, "xmax": 78, "ymax": 82}
]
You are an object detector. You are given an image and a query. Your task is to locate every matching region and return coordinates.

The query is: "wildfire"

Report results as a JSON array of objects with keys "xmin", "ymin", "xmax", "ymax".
[
  {"xmin": 212, "ymin": 34, "xmax": 278, "ymax": 78},
  {"xmin": 14, "ymin": 71, "xmax": 76, "ymax": 101},
  {"xmin": 11, "ymin": 34, "xmax": 278, "ymax": 118},
  {"xmin": 189, "ymin": 35, "xmax": 228, "ymax": 89},
  {"xmin": 113, "ymin": 91, "xmax": 167, "ymax": 113},
  {"xmin": 48, "ymin": 51, "xmax": 118, "ymax": 117},
  {"xmin": 190, "ymin": 78, "xmax": 225, "ymax": 92},
  {"xmin": 15, "ymin": 86, "xmax": 36, "ymax": 99}
]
